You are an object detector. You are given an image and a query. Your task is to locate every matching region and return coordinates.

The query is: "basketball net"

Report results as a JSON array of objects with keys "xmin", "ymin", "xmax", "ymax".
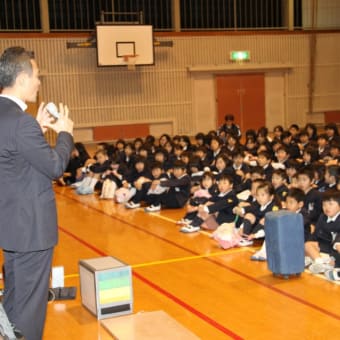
[{"xmin": 123, "ymin": 54, "xmax": 139, "ymax": 71}]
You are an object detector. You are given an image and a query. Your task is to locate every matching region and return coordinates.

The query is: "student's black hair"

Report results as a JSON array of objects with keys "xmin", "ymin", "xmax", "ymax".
[
  {"xmin": 134, "ymin": 155, "xmax": 147, "ymax": 165},
  {"xmin": 210, "ymin": 136, "xmax": 223, "ymax": 146},
  {"xmin": 145, "ymin": 135, "xmax": 156, "ymax": 145},
  {"xmin": 250, "ymin": 166, "xmax": 265, "ymax": 176},
  {"xmin": 289, "ymin": 124, "xmax": 300, "ymax": 131},
  {"xmin": 330, "ymin": 142, "xmax": 340, "ymax": 150},
  {"xmin": 74, "ymin": 142, "xmax": 90, "ymax": 161},
  {"xmin": 232, "ymin": 148, "xmax": 244, "ymax": 158},
  {"xmin": 180, "ymin": 135, "xmax": 191, "ymax": 146},
  {"xmin": 317, "ymin": 133, "xmax": 328, "ymax": 141},
  {"xmin": 272, "ymin": 169, "xmax": 288, "ymax": 182},
  {"xmin": 299, "ymin": 129, "xmax": 309, "ymax": 137},
  {"xmin": 297, "ymin": 166, "xmax": 314, "ymax": 181},
  {"xmin": 172, "ymin": 135, "xmax": 181, "ymax": 142},
  {"xmin": 256, "ymin": 181, "xmax": 276, "ymax": 197},
  {"xmin": 195, "ymin": 132, "xmax": 205, "ymax": 141},
  {"xmin": 305, "ymin": 123, "xmax": 318, "ymax": 139},
  {"xmin": 95, "ymin": 149, "xmax": 108, "ymax": 157},
  {"xmin": 224, "ymin": 114, "xmax": 234, "ymax": 121},
  {"xmin": 313, "ymin": 162, "xmax": 326, "ymax": 181},
  {"xmin": 216, "ymin": 153, "xmax": 232, "ymax": 167},
  {"xmin": 98, "ymin": 142, "xmax": 109, "ymax": 150},
  {"xmin": 252, "ymin": 178, "xmax": 266, "ymax": 186},
  {"xmin": 325, "ymin": 123, "xmax": 339, "ymax": 136},
  {"xmin": 303, "ymin": 146, "xmax": 319, "ymax": 163},
  {"xmin": 150, "ymin": 161, "xmax": 163, "ymax": 170},
  {"xmin": 201, "ymin": 171, "xmax": 215, "ymax": 182},
  {"xmin": 276, "ymin": 145, "xmax": 289, "ymax": 155},
  {"xmin": 257, "ymin": 150, "xmax": 272, "ymax": 160},
  {"xmin": 286, "ymin": 188, "xmax": 306, "ymax": 203},
  {"xmin": 173, "ymin": 144, "xmax": 183, "ymax": 151},
  {"xmin": 286, "ymin": 159, "xmax": 301, "ymax": 170},
  {"xmin": 173, "ymin": 160, "xmax": 187, "ymax": 170},
  {"xmin": 159, "ymin": 134, "xmax": 171, "ymax": 143},
  {"xmin": 322, "ymin": 190, "xmax": 340, "ymax": 205},
  {"xmin": 245, "ymin": 129, "xmax": 257, "ymax": 139},
  {"xmin": 196, "ymin": 145, "xmax": 208, "ymax": 154},
  {"xmin": 273, "ymin": 125, "xmax": 284, "ymax": 133},
  {"xmin": 281, "ymin": 130, "xmax": 292, "ymax": 140},
  {"xmin": 257, "ymin": 126, "xmax": 269, "ymax": 137},
  {"xmin": 326, "ymin": 165, "xmax": 340, "ymax": 179},
  {"xmin": 116, "ymin": 139, "xmax": 126, "ymax": 147},
  {"xmin": 219, "ymin": 173, "xmax": 234, "ymax": 184},
  {"xmin": 124, "ymin": 142, "xmax": 135, "ymax": 150},
  {"xmin": 133, "ymin": 137, "xmax": 144, "ymax": 147}
]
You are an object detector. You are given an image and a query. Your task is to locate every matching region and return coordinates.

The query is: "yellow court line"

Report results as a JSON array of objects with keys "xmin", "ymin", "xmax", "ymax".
[{"xmin": 64, "ymin": 247, "xmax": 253, "ymax": 279}]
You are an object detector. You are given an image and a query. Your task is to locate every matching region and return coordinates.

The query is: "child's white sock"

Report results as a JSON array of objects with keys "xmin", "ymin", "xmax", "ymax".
[{"xmin": 89, "ymin": 177, "xmax": 98, "ymax": 190}]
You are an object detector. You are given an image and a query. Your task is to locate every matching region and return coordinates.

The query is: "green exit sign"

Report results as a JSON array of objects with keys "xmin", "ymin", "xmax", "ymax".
[{"xmin": 230, "ymin": 51, "xmax": 250, "ymax": 62}]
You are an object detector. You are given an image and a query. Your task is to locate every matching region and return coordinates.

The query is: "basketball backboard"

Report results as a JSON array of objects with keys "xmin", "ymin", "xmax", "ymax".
[{"xmin": 96, "ymin": 25, "xmax": 154, "ymax": 67}]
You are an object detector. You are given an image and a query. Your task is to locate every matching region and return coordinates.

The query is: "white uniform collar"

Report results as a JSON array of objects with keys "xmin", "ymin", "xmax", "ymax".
[{"xmin": 327, "ymin": 211, "xmax": 340, "ymax": 223}]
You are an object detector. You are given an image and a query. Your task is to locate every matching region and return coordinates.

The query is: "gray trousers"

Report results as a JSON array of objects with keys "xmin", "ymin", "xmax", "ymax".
[{"xmin": 2, "ymin": 248, "xmax": 54, "ymax": 340}]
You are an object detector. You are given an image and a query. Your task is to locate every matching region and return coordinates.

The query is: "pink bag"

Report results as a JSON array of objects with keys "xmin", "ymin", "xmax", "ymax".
[{"xmin": 212, "ymin": 223, "xmax": 241, "ymax": 249}]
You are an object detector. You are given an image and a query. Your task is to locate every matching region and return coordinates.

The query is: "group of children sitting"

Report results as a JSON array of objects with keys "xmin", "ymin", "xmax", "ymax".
[{"xmin": 61, "ymin": 115, "xmax": 340, "ymax": 282}]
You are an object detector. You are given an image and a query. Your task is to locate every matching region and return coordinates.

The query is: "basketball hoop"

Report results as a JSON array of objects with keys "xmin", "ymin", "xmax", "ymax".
[{"xmin": 123, "ymin": 54, "xmax": 139, "ymax": 71}]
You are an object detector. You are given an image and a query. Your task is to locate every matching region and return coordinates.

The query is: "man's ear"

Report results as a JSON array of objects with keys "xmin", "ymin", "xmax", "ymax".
[{"xmin": 298, "ymin": 201, "xmax": 304, "ymax": 210}]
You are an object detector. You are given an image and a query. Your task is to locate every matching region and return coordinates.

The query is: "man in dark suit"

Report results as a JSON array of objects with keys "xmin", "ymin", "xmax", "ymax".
[{"xmin": 0, "ymin": 47, "xmax": 74, "ymax": 339}]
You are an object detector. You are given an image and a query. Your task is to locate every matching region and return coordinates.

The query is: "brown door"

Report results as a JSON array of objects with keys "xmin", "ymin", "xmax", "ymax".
[{"xmin": 216, "ymin": 73, "xmax": 265, "ymax": 133}]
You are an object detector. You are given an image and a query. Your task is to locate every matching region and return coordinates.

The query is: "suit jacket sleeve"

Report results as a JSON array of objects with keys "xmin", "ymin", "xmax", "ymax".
[{"xmin": 16, "ymin": 114, "xmax": 74, "ymax": 179}]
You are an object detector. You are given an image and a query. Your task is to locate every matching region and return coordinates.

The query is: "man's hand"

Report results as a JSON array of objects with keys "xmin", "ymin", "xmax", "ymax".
[
  {"xmin": 43, "ymin": 103, "xmax": 74, "ymax": 135},
  {"xmin": 36, "ymin": 102, "xmax": 54, "ymax": 134}
]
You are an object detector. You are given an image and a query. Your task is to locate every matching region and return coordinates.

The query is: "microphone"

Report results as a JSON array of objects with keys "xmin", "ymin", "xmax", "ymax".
[{"xmin": 46, "ymin": 102, "xmax": 60, "ymax": 119}]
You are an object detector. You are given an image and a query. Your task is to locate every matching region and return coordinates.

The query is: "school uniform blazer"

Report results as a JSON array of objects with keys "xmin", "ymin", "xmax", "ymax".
[
  {"xmin": 0, "ymin": 97, "xmax": 74, "ymax": 252},
  {"xmin": 207, "ymin": 190, "xmax": 239, "ymax": 224}
]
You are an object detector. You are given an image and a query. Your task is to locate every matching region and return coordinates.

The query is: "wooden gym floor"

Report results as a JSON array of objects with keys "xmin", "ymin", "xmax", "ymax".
[{"xmin": 1, "ymin": 185, "xmax": 340, "ymax": 339}]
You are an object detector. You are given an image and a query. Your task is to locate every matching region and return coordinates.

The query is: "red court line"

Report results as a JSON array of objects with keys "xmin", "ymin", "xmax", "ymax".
[
  {"xmin": 59, "ymin": 226, "xmax": 243, "ymax": 340},
  {"xmin": 57, "ymin": 191, "xmax": 340, "ymax": 322}
]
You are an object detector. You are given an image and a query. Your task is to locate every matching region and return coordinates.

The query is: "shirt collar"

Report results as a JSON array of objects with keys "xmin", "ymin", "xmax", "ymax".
[
  {"xmin": 260, "ymin": 199, "xmax": 273, "ymax": 211},
  {"xmin": 0, "ymin": 94, "xmax": 27, "ymax": 111},
  {"xmin": 327, "ymin": 211, "xmax": 340, "ymax": 223}
]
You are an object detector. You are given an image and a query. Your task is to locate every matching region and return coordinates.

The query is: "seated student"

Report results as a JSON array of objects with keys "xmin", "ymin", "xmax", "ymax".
[
  {"xmin": 305, "ymin": 123, "xmax": 318, "ymax": 142},
  {"xmin": 297, "ymin": 130, "xmax": 312, "ymax": 155},
  {"xmin": 179, "ymin": 135, "xmax": 194, "ymax": 152},
  {"xmin": 281, "ymin": 130, "xmax": 300, "ymax": 159},
  {"xmin": 272, "ymin": 145, "xmax": 290, "ymax": 169},
  {"xmin": 144, "ymin": 160, "xmax": 191, "ymax": 212},
  {"xmin": 133, "ymin": 138, "xmax": 144, "ymax": 155},
  {"xmin": 235, "ymin": 166, "xmax": 265, "ymax": 195},
  {"xmin": 180, "ymin": 174, "xmax": 238, "ymax": 233},
  {"xmin": 237, "ymin": 181, "xmax": 281, "ymax": 245},
  {"xmin": 301, "ymin": 146, "xmax": 319, "ymax": 167},
  {"xmin": 176, "ymin": 171, "xmax": 217, "ymax": 225},
  {"xmin": 180, "ymin": 151, "xmax": 192, "ymax": 170},
  {"xmin": 62, "ymin": 142, "xmax": 90, "ymax": 185},
  {"xmin": 173, "ymin": 144, "xmax": 183, "ymax": 161},
  {"xmin": 119, "ymin": 142, "xmax": 136, "ymax": 170},
  {"xmin": 210, "ymin": 136, "xmax": 224, "ymax": 166},
  {"xmin": 271, "ymin": 169, "xmax": 289, "ymax": 204},
  {"xmin": 217, "ymin": 114, "xmax": 241, "ymax": 140},
  {"xmin": 251, "ymin": 188, "xmax": 312, "ymax": 261},
  {"xmin": 325, "ymin": 122, "xmax": 340, "ymax": 144},
  {"xmin": 317, "ymin": 133, "xmax": 331, "ymax": 160},
  {"xmin": 125, "ymin": 161, "xmax": 168, "ymax": 209},
  {"xmin": 115, "ymin": 139, "xmax": 126, "ymax": 161},
  {"xmin": 324, "ymin": 165, "xmax": 339, "ymax": 192},
  {"xmin": 158, "ymin": 134, "xmax": 172, "ymax": 149},
  {"xmin": 75, "ymin": 149, "xmax": 111, "ymax": 195},
  {"xmin": 244, "ymin": 137, "xmax": 258, "ymax": 158},
  {"xmin": 286, "ymin": 159, "xmax": 301, "ymax": 187},
  {"xmin": 226, "ymin": 133, "xmax": 242, "ymax": 153},
  {"xmin": 228, "ymin": 149, "xmax": 249, "ymax": 189},
  {"xmin": 289, "ymin": 124, "xmax": 300, "ymax": 143},
  {"xmin": 328, "ymin": 142, "xmax": 340, "ymax": 164},
  {"xmin": 272, "ymin": 125, "xmax": 284, "ymax": 145},
  {"xmin": 153, "ymin": 148, "xmax": 171, "ymax": 171},
  {"xmin": 313, "ymin": 162, "xmax": 327, "ymax": 192},
  {"xmin": 257, "ymin": 150, "xmax": 274, "ymax": 181},
  {"xmin": 305, "ymin": 191, "xmax": 340, "ymax": 274},
  {"xmin": 211, "ymin": 154, "xmax": 232, "ymax": 179},
  {"xmin": 194, "ymin": 132, "xmax": 206, "ymax": 148},
  {"xmin": 195, "ymin": 146, "xmax": 212, "ymax": 169},
  {"xmin": 297, "ymin": 167, "xmax": 322, "ymax": 224}
]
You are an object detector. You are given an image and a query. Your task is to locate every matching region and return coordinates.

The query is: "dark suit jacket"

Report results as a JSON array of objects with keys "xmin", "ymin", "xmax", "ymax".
[{"xmin": 0, "ymin": 97, "xmax": 73, "ymax": 252}]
